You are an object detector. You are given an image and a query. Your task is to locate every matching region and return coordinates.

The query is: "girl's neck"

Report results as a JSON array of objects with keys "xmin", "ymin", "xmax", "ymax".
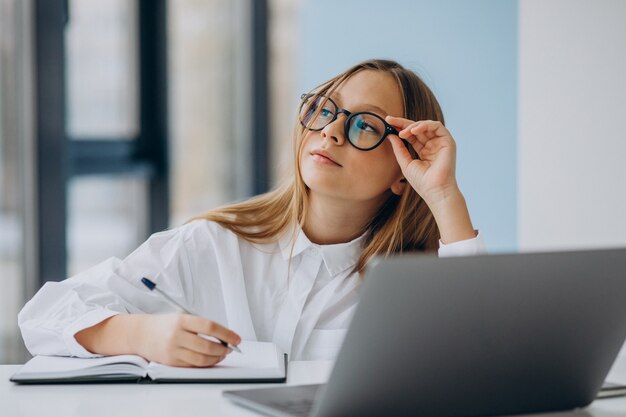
[{"xmin": 302, "ymin": 191, "xmax": 385, "ymax": 245}]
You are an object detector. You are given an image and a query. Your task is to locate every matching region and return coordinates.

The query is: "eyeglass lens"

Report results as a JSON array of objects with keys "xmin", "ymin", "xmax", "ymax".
[{"xmin": 299, "ymin": 95, "xmax": 388, "ymax": 150}]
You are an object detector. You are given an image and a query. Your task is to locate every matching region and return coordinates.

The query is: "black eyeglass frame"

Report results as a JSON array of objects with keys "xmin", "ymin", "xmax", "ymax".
[{"xmin": 299, "ymin": 93, "xmax": 400, "ymax": 151}]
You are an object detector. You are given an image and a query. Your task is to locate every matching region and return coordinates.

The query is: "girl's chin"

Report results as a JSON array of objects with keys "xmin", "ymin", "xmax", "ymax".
[{"xmin": 302, "ymin": 177, "xmax": 348, "ymax": 196}]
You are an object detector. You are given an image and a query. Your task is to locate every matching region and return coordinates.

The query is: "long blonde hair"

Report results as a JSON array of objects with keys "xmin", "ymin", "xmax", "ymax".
[{"xmin": 192, "ymin": 59, "xmax": 443, "ymax": 273}]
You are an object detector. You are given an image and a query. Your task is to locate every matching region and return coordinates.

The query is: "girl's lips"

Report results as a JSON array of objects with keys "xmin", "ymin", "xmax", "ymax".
[{"xmin": 310, "ymin": 150, "xmax": 342, "ymax": 166}]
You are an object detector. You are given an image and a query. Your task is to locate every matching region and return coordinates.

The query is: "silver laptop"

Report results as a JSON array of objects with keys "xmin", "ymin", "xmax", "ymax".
[{"xmin": 224, "ymin": 248, "xmax": 626, "ymax": 417}]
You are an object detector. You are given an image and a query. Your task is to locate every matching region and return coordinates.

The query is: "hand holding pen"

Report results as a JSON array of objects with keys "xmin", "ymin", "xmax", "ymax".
[{"xmin": 141, "ymin": 277, "xmax": 242, "ymax": 354}]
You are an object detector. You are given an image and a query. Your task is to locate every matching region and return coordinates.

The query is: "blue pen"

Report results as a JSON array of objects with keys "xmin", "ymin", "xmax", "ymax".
[{"xmin": 141, "ymin": 277, "xmax": 242, "ymax": 353}]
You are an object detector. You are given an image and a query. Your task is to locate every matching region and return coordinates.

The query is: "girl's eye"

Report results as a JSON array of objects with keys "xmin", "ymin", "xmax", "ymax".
[
  {"xmin": 320, "ymin": 107, "xmax": 333, "ymax": 118},
  {"xmin": 355, "ymin": 118, "xmax": 375, "ymax": 133}
]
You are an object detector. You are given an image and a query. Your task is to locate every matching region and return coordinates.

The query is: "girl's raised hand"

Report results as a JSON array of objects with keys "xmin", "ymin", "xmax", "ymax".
[
  {"xmin": 386, "ymin": 116, "xmax": 459, "ymax": 206},
  {"xmin": 385, "ymin": 115, "xmax": 477, "ymax": 244}
]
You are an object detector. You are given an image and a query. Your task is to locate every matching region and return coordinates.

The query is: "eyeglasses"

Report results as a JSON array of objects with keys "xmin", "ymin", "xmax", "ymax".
[{"xmin": 299, "ymin": 93, "xmax": 399, "ymax": 151}]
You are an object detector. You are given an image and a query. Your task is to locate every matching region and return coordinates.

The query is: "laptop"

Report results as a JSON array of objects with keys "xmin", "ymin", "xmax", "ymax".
[{"xmin": 224, "ymin": 248, "xmax": 626, "ymax": 417}]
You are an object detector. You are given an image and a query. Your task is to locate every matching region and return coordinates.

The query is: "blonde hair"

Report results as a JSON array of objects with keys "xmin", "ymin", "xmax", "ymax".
[{"xmin": 192, "ymin": 59, "xmax": 443, "ymax": 273}]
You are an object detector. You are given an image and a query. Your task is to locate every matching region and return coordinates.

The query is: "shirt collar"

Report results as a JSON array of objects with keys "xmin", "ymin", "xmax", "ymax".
[{"xmin": 278, "ymin": 224, "xmax": 367, "ymax": 276}]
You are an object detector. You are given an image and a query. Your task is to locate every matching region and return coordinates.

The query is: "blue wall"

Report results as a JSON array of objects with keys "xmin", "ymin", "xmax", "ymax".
[{"xmin": 297, "ymin": 0, "xmax": 518, "ymax": 252}]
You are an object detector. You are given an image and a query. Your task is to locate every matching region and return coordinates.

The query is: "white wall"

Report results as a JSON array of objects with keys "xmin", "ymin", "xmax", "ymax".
[{"xmin": 519, "ymin": 0, "xmax": 626, "ymax": 251}]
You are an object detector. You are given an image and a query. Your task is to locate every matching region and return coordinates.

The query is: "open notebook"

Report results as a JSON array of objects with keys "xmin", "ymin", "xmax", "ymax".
[{"xmin": 11, "ymin": 341, "xmax": 287, "ymax": 384}]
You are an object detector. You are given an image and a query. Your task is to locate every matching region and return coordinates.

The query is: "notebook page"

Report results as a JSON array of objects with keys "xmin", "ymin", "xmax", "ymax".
[
  {"xmin": 147, "ymin": 341, "xmax": 284, "ymax": 380},
  {"xmin": 219, "ymin": 341, "xmax": 280, "ymax": 368},
  {"xmin": 13, "ymin": 355, "xmax": 149, "ymax": 380}
]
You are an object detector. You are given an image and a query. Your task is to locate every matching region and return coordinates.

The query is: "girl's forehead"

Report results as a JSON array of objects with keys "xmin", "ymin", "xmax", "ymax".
[{"xmin": 333, "ymin": 70, "xmax": 403, "ymax": 116}]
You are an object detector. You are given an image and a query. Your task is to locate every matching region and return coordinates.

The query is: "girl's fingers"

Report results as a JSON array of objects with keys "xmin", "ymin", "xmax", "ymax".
[
  {"xmin": 388, "ymin": 117, "xmax": 447, "ymax": 139},
  {"xmin": 400, "ymin": 135, "xmax": 425, "ymax": 156},
  {"xmin": 415, "ymin": 136, "xmax": 450, "ymax": 156},
  {"xmin": 410, "ymin": 120, "xmax": 449, "ymax": 139},
  {"xmin": 176, "ymin": 347, "xmax": 224, "ymax": 368},
  {"xmin": 399, "ymin": 122, "xmax": 426, "ymax": 140},
  {"xmin": 387, "ymin": 117, "xmax": 454, "ymax": 163},
  {"xmin": 180, "ymin": 315, "xmax": 241, "ymax": 347},
  {"xmin": 389, "ymin": 118, "xmax": 450, "ymax": 149},
  {"xmin": 387, "ymin": 117, "xmax": 431, "ymax": 144},
  {"xmin": 410, "ymin": 125, "xmax": 454, "ymax": 151},
  {"xmin": 389, "ymin": 135, "xmax": 417, "ymax": 171},
  {"xmin": 385, "ymin": 115, "xmax": 416, "ymax": 131},
  {"xmin": 408, "ymin": 126, "xmax": 431, "ymax": 147},
  {"xmin": 177, "ymin": 330, "xmax": 230, "ymax": 357},
  {"xmin": 410, "ymin": 139, "xmax": 425, "ymax": 155}
]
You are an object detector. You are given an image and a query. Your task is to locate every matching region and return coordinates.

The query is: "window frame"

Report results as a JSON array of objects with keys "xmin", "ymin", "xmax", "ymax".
[{"xmin": 34, "ymin": 0, "xmax": 170, "ymax": 286}]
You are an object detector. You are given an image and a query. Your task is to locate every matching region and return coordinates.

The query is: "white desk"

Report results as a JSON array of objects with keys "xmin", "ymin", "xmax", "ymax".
[{"xmin": 2, "ymin": 357, "xmax": 626, "ymax": 417}]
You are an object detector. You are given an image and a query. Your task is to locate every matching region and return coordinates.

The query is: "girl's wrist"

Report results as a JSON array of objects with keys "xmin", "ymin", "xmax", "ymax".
[
  {"xmin": 75, "ymin": 314, "xmax": 143, "ymax": 356},
  {"xmin": 125, "ymin": 314, "xmax": 148, "ymax": 356},
  {"xmin": 425, "ymin": 186, "xmax": 476, "ymax": 244},
  {"xmin": 422, "ymin": 182, "xmax": 461, "ymax": 208}
]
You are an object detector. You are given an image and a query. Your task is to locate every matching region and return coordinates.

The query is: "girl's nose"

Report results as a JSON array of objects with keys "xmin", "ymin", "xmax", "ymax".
[{"xmin": 321, "ymin": 114, "xmax": 347, "ymax": 146}]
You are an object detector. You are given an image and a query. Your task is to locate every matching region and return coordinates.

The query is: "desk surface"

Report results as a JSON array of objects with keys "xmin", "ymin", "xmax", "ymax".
[{"xmin": 3, "ymin": 357, "xmax": 626, "ymax": 417}]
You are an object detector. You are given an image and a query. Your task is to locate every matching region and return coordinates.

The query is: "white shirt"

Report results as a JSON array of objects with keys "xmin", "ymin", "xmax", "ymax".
[{"xmin": 18, "ymin": 220, "xmax": 486, "ymax": 361}]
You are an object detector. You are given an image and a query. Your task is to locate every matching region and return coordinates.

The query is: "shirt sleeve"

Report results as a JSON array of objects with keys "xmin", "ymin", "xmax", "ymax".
[
  {"xmin": 18, "ymin": 224, "xmax": 202, "ymax": 358},
  {"xmin": 437, "ymin": 230, "xmax": 487, "ymax": 257}
]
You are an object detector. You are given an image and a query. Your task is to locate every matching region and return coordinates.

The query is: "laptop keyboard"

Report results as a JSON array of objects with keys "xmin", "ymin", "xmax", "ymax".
[
  {"xmin": 268, "ymin": 398, "xmax": 314, "ymax": 417},
  {"xmin": 225, "ymin": 384, "xmax": 322, "ymax": 417}
]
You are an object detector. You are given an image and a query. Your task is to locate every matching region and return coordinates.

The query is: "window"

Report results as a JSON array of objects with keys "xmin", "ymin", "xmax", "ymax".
[
  {"xmin": 1, "ymin": 0, "xmax": 281, "ymax": 363},
  {"xmin": 64, "ymin": 0, "xmax": 147, "ymax": 275}
]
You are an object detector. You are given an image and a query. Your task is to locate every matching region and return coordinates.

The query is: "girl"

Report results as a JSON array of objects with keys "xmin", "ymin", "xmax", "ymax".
[{"xmin": 19, "ymin": 59, "xmax": 485, "ymax": 366}]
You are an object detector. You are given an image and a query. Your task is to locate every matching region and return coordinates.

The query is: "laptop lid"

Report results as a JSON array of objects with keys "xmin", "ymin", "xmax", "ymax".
[{"xmin": 312, "ymin": 248, "xmax": 626, "ymax": 417}]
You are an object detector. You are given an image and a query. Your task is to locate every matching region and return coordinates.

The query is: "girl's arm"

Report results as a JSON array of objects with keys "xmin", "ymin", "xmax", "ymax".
[
  {"xmin": 75, "ymin": 313, "xmax": 240, "ymax": 367},
  {"xmin": 18, "ymin": 222, "xmax": 240, "ymax": 367}
]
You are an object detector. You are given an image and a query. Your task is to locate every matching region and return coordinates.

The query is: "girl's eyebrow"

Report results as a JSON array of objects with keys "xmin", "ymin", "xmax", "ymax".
[
  {"xmin": 361, "ymin": 103, "xmax": 390, "ymax": 116},
  {"xmin": 330, "ymin": 92, "xmax": 390, "ymax": 116}
]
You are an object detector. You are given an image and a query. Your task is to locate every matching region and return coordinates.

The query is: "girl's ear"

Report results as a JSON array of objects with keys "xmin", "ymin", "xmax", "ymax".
[{"xmin": 390, "ymin": 178, "xmax": 407, "ymax": 196}]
